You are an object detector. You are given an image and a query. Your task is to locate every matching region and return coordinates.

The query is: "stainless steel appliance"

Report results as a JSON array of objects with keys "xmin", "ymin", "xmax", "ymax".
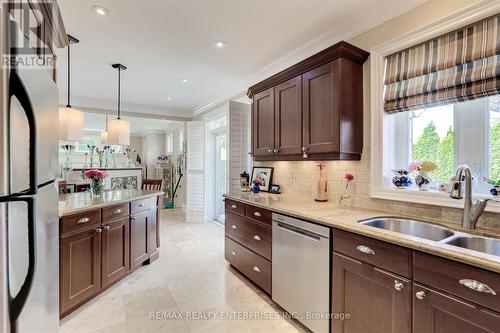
[
  {"xmin": 0, "ymin": 15, "xmax": 60, "ymax": 333},
  {"xmin": 272, "ymin": 213, "xmax": 330, "ymax": 333}
]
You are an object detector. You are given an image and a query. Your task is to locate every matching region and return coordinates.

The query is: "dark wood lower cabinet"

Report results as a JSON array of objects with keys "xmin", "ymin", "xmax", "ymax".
[
  {"xmin": 101, "ymin": 217, "xmax": 130, "ymax": 288},
  {"xmin": 332, "ymin": 252, "xmax": 411, "ymax": 333},
  {"xmin": 130, "ymin": 210, "xmax": 150, "ymax": 270},
  {"xmin": 60, "ymin": 227, "xmax": 102, "ymax": 315},
  {"xmin": 413, "ymin": 284, "xmax": 500, "ymax": 333}
]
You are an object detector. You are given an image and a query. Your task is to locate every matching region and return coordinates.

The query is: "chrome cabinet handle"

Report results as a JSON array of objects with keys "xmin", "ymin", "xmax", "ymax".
[
  {"xmin": 96, "ymin": 228, "xmax": 102, "ymax": 233},
  {"xmin": 356, "ymin": 245, "xmax": 375, "ymax": 255},
  {"xmin": 231, "ymin": 225, "xmax": 237, "ymax": 229},
  {"xmin": 394, "ymin": 280, "xmax": 404, "ymax": 291},
  {"xmin": 231, "ymin": 251, "xmax": 236, "ymax": 256},
  {"xmin": 459, "ymin": 279, "xmax": 497, "ymax": 295},
  {"xmin": 113, "ymin": 208, "xmax": 122, "ymax": 215},
  {"xmin": 416, "ymin": 291, "xmax": 426, "ymax": 300},
  {"xmin": 138, "ymin": 203, "xmax": 145, "ymax": 208},
  {"xmin": 253, "ymin": 235, "xmax": 261, "ymax": 241},
  {"xmin": 103, "ymin": 225, "xmax": 110, "ymax": 231},
  {"xmin": 253, "ymin": 266, "xmax": 260, "ymax": 273},
  {"xmin": 231, "ymin": 204, "xmax": 237, "ymax": 209},
  {"xmin": 253, "ymin": 211, "xmax": 262, "ymax": 217},
  {"xmin": 77, "ymin": 217, "xmax": 90, "ymax": 224}
]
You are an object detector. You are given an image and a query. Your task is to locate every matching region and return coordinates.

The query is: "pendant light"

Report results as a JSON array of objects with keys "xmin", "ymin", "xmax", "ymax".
[
  {"xmin": 100, "ymin": 114, "xmax": 109, "ymax": 144},
  {"xmin": 59, "ymin": 34, "xmax": 84, "ymax": 141},
  {"xmin": 107, "ymin": 63, "xmax": 130, "ymax": 146}
]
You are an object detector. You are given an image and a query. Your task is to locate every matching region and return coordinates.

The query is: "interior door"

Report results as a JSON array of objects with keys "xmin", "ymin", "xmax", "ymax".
[
  {"xmin": 252, "ymin": 88, "xmax": 275, "ymax": 156},
  {"xmin": 302, "ymin": 61, "xmax": 340, "ymax": 154},
  {"xmin": 274, "ymin": 76, "xmax": 302, "ymax": 155},
  {"xmin": 214, "ymin": 132, "xmax": 227, "ymax": 223}
]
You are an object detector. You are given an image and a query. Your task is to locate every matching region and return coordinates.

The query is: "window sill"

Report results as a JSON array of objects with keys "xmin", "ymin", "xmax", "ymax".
[{"xmin": 371, "ymin": 187, "xmax": 500, "ymax": 214}]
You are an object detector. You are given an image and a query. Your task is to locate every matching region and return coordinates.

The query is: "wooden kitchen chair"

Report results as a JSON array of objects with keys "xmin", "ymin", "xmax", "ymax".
[{"xmin": 141, "ymin": 178, "xmax": 163, "ymax": 191}]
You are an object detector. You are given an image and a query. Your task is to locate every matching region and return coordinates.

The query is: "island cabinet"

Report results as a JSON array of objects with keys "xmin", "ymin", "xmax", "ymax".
[
  {"xmin": 332, "ymin": 229, "xmax": 500, "ymax": 333},
  {"xmin": 224, "ymin": 199, "xmax": 272, "ymax": 294},
  {"xmin": 59, "ymin": 196, "xmax": 159, "ymax": 317},
  {"xmin": 248, "ymin": 41, "xmax": 369, "ymax": 161}
]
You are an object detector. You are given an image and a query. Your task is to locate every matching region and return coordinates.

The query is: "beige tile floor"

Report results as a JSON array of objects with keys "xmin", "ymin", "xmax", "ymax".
[{"xmin": 59, "ymin": 209, "xmax": 306, "ymax": 333}]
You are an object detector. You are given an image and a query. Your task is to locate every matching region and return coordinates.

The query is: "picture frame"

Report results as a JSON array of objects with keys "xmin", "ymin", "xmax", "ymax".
[
  {"xmin": 251, "ymin": 166, "xmax": 274, "ymax": 192},
  {"xmin": 269, "ymin": 184, "xmax": 281, "ymax": 194}
]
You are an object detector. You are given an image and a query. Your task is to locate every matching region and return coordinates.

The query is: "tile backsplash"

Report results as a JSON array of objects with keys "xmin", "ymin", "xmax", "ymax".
[{"xmin": 254, "ymin": 148, "xmax": 499, "ymax": 232}]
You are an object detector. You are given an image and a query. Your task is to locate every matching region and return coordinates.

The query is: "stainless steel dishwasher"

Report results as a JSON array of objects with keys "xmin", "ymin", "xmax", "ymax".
[{"xmin": 272, "ymin": 213, "xmax": 330, "ymax": 333}]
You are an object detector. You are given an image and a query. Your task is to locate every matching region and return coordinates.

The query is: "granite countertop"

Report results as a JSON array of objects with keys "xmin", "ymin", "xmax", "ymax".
[
  {"xmin": 224, "ymin": 191, "xmax": 500, "ymax": 274},
  {"xmin": 59, "ymin": 189, "xmax": 163, "ymax": 217}
]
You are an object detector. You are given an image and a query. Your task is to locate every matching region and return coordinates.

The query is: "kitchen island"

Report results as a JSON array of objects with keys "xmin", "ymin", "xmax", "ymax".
[{"xmin": 59, "ymin": 189, "xmax": 162, "ymax": 317}]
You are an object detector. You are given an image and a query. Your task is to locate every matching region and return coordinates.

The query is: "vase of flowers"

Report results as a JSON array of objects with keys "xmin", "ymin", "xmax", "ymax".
[
  {"xmin": 110, "ymin": 149, "xmax": 118, "ymax": 168},
  {"xmin": 124, "ymin": 148, "xmax": 136, "ymax": 167},
  {"xmin": 252, "ymin": 177, "xmax": 263, "ymax": 193},
  {"xmin": 96, "ymin": 147, "xmax": 105, "ymax": 168},
  {"xmin": 409, "ymin": 160, "xmax": 436, "ymax": 191},
  {"xmin": 87, "ymin": 145, "xmax": 96, "ymax": 167},
  {"xmin": 84, "ymin": 169, "xmax": 109, "ymax": 197},
  {"xmin": 339, "ymin": 173, "xmax": 354, "ymax": 205},
  {"xmin": 103, "ymin": 145, "xmax": 112, "ymax": 168},
  {"xmin": 392, "ymin": 169, "xmax": 412, "ymax": 188},
  {"xmin": 61, "ymin": 144, "xmax": 75, "ymax": 169}
]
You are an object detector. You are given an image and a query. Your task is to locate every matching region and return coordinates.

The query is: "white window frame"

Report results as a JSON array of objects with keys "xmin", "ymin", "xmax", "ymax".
[
  {"xmin": 370, "ymin": 0, "xmax": 500, "ymax": 213},
  {"xmin": 166, "ymin": 132, "xmax": 174, "ymax": 155}
]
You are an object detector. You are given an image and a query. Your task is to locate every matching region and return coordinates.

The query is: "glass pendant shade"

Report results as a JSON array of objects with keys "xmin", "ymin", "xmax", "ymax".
[
  {"xmin": 59, "ymin": 106, "xmax": 84, "ymax": 141},
  {"xmin": 100, "ymin": 130, "xmax": 109, "ymax": 144},
  {"xmin": 107, "ymin": 118, "xmax": 130, "ymax": 146}
]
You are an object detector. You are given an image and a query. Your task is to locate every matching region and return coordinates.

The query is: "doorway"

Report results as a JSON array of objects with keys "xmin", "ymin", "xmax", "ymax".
[{"xmin": 214, "ymin": 132, "xmax": 227, "ymax": 223}]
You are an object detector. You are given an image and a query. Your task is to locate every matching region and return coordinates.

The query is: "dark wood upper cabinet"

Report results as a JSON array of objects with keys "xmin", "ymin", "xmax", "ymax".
[
  {"xmin": 332, "ymin": 252, "xmax": 412, "ymax": 333},
  {"xmin": 252, "ymin": 89, "xmax": 275, "ymax": 157},
  {"xmin": 274, "ymin": 76, "xmax": 303, "ymax": 155},
  {"xmin": 413, "ymin": 284, "xmax": 500, "ymax": 333},
  {"xmin": 101, "ymin": 217, "xmax": 130, "ymax": 288},
  {"xmin": 248, "ymin": 41, "xmax": 368, "ymax": 161},
  {"xmin": 60, "ymin": 227, "xmax": 102, "ymax": 315}
]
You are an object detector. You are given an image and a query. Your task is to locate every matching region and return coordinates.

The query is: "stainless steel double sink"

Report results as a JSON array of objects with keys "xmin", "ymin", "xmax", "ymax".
[{"xmin": 358, "ymin": 217, "xmax": 500, "ymax": 258}]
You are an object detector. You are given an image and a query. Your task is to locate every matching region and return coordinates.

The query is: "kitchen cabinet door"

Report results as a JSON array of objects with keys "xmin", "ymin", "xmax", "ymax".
[
  {"xmin": 302, "ymin": 61, "xmax": 340, "ymax": 155},
  {"xmin": 60, "ymin": 227, "xmax": 102, "ymax": 315},
  {"xmin": 274, "ymin": 76, "xmax": 302, "ymax": 155},
  {"xmin": 130, "ymin": 210, "xmax": 149, "ymax": 270},
  {"xmin": 332, "ymin": 252, "xmax": 411, "ymax": 333},
  {"xmin": 101, "ymin": 217, "xmax": 130, "ymax": 288},
  {"xmin": 252, "ymin": 88, "xmax": 275, "ymax": 156},
  {"xmin": 413, "ymin": 284, "xmax": 500, "ymax": 333},
  {"xmin": 147, "ymin": 208, "xmax": 159, "ymax": 261}
]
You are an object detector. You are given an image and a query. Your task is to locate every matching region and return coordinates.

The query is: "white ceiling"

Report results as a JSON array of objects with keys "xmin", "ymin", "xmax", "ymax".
[
  {"xmin": 57, "ymin": 0, "xmax": 424, "ymax": 118},
  {"xmin": 83, "ymin": 112, "xmax": 182, "ymax": 135}
]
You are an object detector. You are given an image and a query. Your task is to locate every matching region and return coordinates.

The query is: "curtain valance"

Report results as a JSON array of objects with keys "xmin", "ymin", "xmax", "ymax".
[{"xmin": 384, "ymin": 14, "xmax": 500, "ymax": 114}]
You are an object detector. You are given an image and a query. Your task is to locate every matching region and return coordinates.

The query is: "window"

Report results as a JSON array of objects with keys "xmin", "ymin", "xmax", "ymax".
[
  {"xmin": 166, "ymin": 132, "xmax": 174, "ymax": 155},
  {"xmin": 179, "ymin": 129, "xmax": 185, "ymax": 153}
]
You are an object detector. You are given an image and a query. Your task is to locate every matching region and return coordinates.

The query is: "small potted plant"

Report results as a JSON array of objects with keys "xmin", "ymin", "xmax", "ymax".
[
  {"xmin": 409, "ymin": 160, "xmax": 436, "ymax": 191},
  {"xmin": 84, "ymin": 169, "xmax": 109, "ymax": 197},
  {"xmin": 252, "ymin": 177, "xmax": 263, "ymax": 193},
  {"xmin": 485, "ymin": 177, "xmax": 500, "ymax": 196}
]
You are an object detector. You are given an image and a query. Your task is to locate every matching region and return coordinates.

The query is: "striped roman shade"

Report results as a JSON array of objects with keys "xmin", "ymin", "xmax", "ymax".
[{"xmin": 383, "ymin": 14, "xmax": 500, "ymax": 114}]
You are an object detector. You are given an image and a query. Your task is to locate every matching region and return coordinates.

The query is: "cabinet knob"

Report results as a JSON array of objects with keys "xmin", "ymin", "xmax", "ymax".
[
  {"xmin": 301, "ymin": 147, "xmax": 310, "ymax": 158},
  {"xmin": 231, "ymin": 204, "xmax": 237, "ymax": 209},
  {"xmin": 253, "ymin": 235, "xmax": 261, "ymax": 241},
  {"xmin": 394, "ymin": 280, "xmax": 404, "ymax": 291},
  {"xmin": 415, "ymin": 291, "xmax": 426, "ymax": 300},
  {"xmin": 253, "ymin": 211, "xmax": 262, "ymax": 217},
  {"xmin": 231, "ymin": 251, "xmax": 236, "ymax": 256},
  {"xmin": 130, "ymin": 217, "xmax": 136, "ymax": 221},
  {"xmin": 253, "ymin": 266, "xmax": 261, "ymax": 273},
  {"xmin": 231, "ymin": 225, "xmax": 237, "ymax": 229},
  {"xmin": 96, "ymin": 228, "xmax": 102, "ymax": 233},
  {"xmin": 103, "ymin": 225, "xmax": 110, "ymax": 231},
  {"xmin": 268, "ymin": 149, "xmax": 273, "ymax": 153},
  {"xmin": 356, "ymin": 245, "xmax": 375, "ymax": 255},
  {"xmin": 77, "ymin": 217, "xmax": 90, "ymax": 224},
  {"xmin": 113, "ymin": 208, "xmax": 122, "ymax": 215},
  {"xmin": 138, "ymin": 203, "xmax": 145, "ymax": 208},
  {"xmin": 273, "ymin": 148, "xmax": 279, "ymax": 154}
]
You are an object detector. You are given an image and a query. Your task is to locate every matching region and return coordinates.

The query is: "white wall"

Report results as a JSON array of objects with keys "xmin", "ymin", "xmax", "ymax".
[{"xmin": 142, "ymin": 133, "xmax": 166, "ymax": 178}]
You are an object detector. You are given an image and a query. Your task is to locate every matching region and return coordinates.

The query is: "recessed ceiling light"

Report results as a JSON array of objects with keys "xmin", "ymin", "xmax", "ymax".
[
  {"xmin": 215, "ymin": 40, "xmax": 226, "ymax": 49},
  {"xmin": 92, "ymin": 6, "xmax": 109, "ymax": 16},
  {"xmin": 181, "ymin": 78, "xmax": 189, "ymax": 83},
  {"xmin": 166, "ymin": 97, "xmax": 172, "ymax": 101}
]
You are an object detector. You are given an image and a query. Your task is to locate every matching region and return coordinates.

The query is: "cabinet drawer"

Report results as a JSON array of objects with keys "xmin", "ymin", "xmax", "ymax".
[
  {"xmin": 131, "ymin": 197, "xmax": 154, "ymax": 215},
  {"xmin": 225, "ymin": 237, "xmax": 271, "ymax": 294},
  {"xmin": 225, "ymin": 199, "xmax": 245, "ymax": 216},
  {"xmin": 414, "ymin": 252, "xmax": 500, "ymax": 311},
  {"xmin": 102, "ymin": 203, "xmax": 129, "ymax": 222},
  {"xmin": 60, "ymin": 209, "xmax": 101, "ymax": 236},
  {"xmin": 245, "ymin": 205, "xmax": 272, "ymax": 226},
  {"xmin": 225, "ymin": 211, "xmax": 272, "ymax": 261},
  {"xmin": 333, "ymin": 229, "xmax": 411, "ymax": 278}
]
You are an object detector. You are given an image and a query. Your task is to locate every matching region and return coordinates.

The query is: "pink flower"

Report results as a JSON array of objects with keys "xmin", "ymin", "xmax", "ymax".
[
  {"xmin": 254, "ymin": 177, "xmax": 263, "ymax": 185},
  {"xmin": 408, "ymin": 160, "xmax": 422, "ymax": 173},
  {"xmin": 84, "ymin": 169, "xmax": 109, "ymax": 180},
  {"xmin": 344, "ymin": 173, "xmax": 354, "ymax": 182}
]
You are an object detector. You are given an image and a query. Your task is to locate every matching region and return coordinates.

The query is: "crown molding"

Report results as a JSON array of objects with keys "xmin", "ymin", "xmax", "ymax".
[{"xmin": 66, "ymin": 104, "xmax": 192, "ymax": 122}]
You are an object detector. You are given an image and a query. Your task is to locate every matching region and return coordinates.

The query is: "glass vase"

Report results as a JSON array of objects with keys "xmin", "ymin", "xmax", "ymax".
[{"xmin": 90, "ymin": 178, "xmax": 104, "ymax": 197}]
